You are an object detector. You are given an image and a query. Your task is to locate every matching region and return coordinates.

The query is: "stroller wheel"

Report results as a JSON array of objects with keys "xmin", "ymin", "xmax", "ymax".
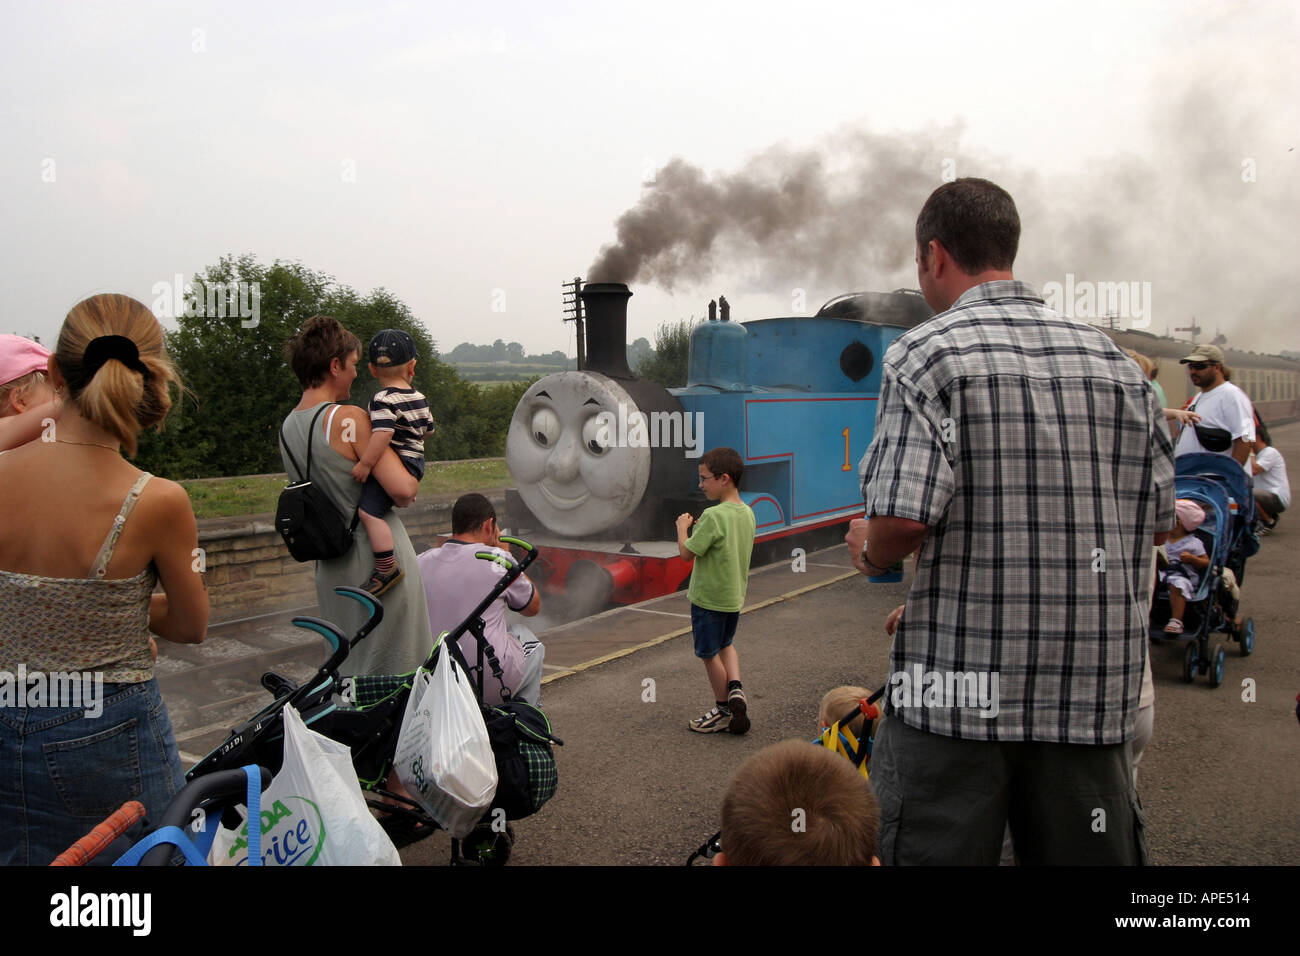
[
  {"xmin": 1238, "ymin": 617, "xmax": 1255, "ymax": 656},
  {"xmin": 461, "ymin": 822, "xmax": 514, "ymax": 866},
  {"xmin": 1182, "ymin": 643, "xmax": 1198, "ymax": 684},
  {"xmin": 1208, "ymin": 644, "xmax": 1226, "ymax": 689}
]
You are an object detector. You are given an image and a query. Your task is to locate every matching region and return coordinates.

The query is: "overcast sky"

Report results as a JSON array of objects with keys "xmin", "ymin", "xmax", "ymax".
[{"xmin": 2, "ymin": 0, "xmax": 1296, "ymax": 358}]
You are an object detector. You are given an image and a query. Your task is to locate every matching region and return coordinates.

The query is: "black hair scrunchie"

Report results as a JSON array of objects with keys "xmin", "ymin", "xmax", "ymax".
[{"xmin": 82, "ymin": 335, "xmax": 151, "ymax": 381}]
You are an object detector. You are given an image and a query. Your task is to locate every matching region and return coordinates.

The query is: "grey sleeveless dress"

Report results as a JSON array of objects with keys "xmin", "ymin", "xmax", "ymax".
[{"xmin": 280, "ymin": 404, "xmax": 432, "ymax": 676}]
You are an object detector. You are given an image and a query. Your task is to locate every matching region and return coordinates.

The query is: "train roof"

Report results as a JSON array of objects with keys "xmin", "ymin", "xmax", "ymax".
[
  {"xmin": 732, "ymin": 287, "xmax": 1296, "ymax": 372},
  {"xmin": 814, "ymin": 290, "xmax": 935, "ymax": 328},
  {"xmin": 1104, "ymin": 327, "xmax": 1300, "ymax": 371},
  {"xmin": 810, "ymin": 295, "xmax": 1299, "ymax": 371}
]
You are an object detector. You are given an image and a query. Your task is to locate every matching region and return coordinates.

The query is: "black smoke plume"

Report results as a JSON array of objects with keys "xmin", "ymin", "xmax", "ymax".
[
  {"xmin": 587, "ymin": 73, "xmax": 1297, "ymax": 353},
  {"xmin": 587, "ymin": 129, "xmax": 955, "ymax": 293}
]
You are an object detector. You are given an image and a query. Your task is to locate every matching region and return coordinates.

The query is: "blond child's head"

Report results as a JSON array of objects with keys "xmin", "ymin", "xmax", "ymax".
[
  {"xmin": 0, "ymin": 335, "xmax": 57, "ymax": 417},
  {"xmin": 368, "ymin": 329, "xmax": 418, "ymax": 385},
  {"xmin": 716, "ymin": 739, "xmax": 880, "ymax": 866},
  {"xmin": 820, "ymin": 684, "xmax": 873, "ymax": 739}
]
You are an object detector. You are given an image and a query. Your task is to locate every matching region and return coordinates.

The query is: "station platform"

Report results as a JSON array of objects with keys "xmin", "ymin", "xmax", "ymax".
[{"xmin": 158, "ymin": 422, "xmax": 1300, "ymax": 866}]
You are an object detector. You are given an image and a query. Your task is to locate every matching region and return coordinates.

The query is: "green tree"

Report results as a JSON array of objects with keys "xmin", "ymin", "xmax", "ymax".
[
  {"xmin": 627, "ymin": 336, "xmax": 652, "ymax": 370},
  {"xmin": 134, "ymin": 255, "xmax": 481, "ymax": 478},
  {"xmin": 634, "ymin": 319, "xmax": 696, "ymax": 387}
]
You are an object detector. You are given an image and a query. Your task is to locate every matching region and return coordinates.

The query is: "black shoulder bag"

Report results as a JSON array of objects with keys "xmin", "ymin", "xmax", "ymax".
[
  {"xmin": 1186, "ymin": 396, "xmax": 1234, "ymax": 452},
  {"xmin": 276, "ymin": 404, "xmax": 360, "ymax": 562}
]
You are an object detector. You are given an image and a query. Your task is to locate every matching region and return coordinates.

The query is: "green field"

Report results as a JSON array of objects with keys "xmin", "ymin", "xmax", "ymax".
[
  {"xmin": 181, "ymin": 458, "xmax": 511, "ymax": 520},
  {"xmin": 452, "ymin": 361, "xmax": 569, "ymax": 383}
]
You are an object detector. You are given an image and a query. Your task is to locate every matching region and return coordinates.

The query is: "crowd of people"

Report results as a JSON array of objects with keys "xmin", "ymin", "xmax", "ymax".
[
  {"xmin": 0, "ymin": 176, "xmax": 1290, "ymax": 867},
  {"xmin": 710, "ymin": 178, "xmax": 1289, "ymax": 867},
  {"xmin": 0, "ymin": 308, "xmax": 546, "ymax": 865}
]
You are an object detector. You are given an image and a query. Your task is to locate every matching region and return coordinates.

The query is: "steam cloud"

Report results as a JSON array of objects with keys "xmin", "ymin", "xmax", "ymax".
[
  {"xmin": 588, "ymin": 84, "xmax": 1298, "ymax": 354},
  {"xmin": 588, "ymin": 129, "xmax": 949, "ymax": 293}
]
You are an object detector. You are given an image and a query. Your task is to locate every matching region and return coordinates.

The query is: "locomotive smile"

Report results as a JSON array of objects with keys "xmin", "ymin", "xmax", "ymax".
[{"xmin": 539, "ymin": 481, "xmax": 591, "ymax": 511}]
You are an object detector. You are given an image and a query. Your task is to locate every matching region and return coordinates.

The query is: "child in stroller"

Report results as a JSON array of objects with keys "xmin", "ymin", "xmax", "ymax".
[
  {"xmin": 816, "ymin": 685, "xmax": 878, "ymax": 779},
  {"xmin": 1150, "ymin": 455, "xmax": 1258, "ymax": 688},
  {"xmin": 1160, "ymin": 499, "xmax": 1210, "ymax": 635}
]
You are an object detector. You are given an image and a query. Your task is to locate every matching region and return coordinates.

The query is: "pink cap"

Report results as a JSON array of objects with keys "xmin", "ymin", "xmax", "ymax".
[
  {"xmin": 1175, "ymin": 498, "xmax": 1206, "ymax": 532},
  {"xmin": 0, "ymin": 335, "xmax": 52, "ymax": 387}
]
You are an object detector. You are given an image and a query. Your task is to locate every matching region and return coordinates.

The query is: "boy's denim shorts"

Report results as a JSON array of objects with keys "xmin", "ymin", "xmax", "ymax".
[
  {"xmin": 358, "ymin": 455, "xmax": 425, "ymax": 519},
  {"xmin": 691, "ymin": 604, "xmax": 739, "ymax": 659},
  {"xmin": 0, "ymin": 678, "xmax": 185, "ymax": 865}
]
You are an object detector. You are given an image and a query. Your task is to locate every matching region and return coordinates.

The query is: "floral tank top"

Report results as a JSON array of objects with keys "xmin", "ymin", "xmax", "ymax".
[{"xmin": 0, "ymin": 473, "xmax": 157, "ymax": 683}]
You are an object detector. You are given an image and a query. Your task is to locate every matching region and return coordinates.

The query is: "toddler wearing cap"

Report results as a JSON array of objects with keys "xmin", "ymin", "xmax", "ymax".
[
  {"xmin": 350, "ymin": 329, "xmax": 434, "ymax": 596},
  {"xmin": 0, "ymin": 334, "xmax": 58, "ymax": 451}
]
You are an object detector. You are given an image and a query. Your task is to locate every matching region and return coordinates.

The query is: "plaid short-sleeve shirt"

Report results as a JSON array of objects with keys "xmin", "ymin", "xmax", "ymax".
[{"xmin": 861, "ymin": 281, "xmax": 1175, "ymax": 745}]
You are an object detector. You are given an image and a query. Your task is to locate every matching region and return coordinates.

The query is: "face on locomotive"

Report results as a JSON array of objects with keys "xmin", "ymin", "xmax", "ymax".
[{"xmin": 506, "ymin": 370, "xmax": 652, "ymax": 536}]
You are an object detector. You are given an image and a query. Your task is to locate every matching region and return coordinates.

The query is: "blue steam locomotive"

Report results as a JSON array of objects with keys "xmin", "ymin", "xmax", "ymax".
[{"xmin": 504, "ymin": 281, "xmax": 932, "ymax": 608}]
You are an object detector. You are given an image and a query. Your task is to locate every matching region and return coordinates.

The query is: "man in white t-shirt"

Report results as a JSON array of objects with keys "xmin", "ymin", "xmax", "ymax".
[
  {"xmin": 417, "ymin": 493, "xmax": 544, "ymax": 704},
  {"xmin": 1173, "ymin": 344, "xmax": 1255, "ymax": 466},
  {"xmin": 1251, "ymin": 429, "xmax": 1290, "ymax": 533}
]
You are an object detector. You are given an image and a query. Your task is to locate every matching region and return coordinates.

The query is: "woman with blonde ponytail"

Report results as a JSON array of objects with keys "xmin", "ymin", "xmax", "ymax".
[{"xmin": 0, "ymin": 294, "xmax": 209, "ymax": 864}]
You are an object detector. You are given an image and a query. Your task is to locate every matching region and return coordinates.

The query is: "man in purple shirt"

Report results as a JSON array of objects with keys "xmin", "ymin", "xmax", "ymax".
[{"xmin": 417, "ymin": 494, "xmax": 544, "ymax": 704}]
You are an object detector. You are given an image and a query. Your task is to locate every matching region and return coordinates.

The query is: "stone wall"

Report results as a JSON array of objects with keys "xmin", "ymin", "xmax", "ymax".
[{"xmin": 197, "ymin": 490, "xmax": 505, "ymax": 623}]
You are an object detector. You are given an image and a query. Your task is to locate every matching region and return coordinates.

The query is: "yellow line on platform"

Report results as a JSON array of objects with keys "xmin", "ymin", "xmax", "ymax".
[{"xmin": 540, "ymin": 569, "xmax": 859, "ymax": 685}]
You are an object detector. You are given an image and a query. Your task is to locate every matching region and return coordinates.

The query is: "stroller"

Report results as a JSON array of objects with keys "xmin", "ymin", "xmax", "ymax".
[
  {"xmin": 1150, "ymin": 454, "xmax": 1260, "ymax": 688},
  {"xmin": 184, "ymin": 535, "xmax": 561, "ymax": 865},
  {"xmin": 51, "ymin": 767, "xmax": 277, "ymax": 867}
]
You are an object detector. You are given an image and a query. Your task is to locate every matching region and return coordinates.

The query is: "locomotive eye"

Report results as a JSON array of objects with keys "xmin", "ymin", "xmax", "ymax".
[
  {"xmin": 530, "ymin": 407, "xmax": 560, "ymax": 448},
  {"xmin": 840, "ymin": 341, "xmax": 874, "ymax": 382},
  {"xmin": 582, "ymin": 415, "xmax": 611, "ymax": 456}
]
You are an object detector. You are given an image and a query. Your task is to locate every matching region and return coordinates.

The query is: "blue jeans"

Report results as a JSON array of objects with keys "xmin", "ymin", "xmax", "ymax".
[{"xmin": 0, "ymin": 679, "xmax": 184, "ymax": 865}]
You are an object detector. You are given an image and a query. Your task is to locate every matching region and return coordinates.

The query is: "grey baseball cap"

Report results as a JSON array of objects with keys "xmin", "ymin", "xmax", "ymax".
[{"xmin": 1180, "ymin": 343, "xmax": 1224, "ymax": 365}]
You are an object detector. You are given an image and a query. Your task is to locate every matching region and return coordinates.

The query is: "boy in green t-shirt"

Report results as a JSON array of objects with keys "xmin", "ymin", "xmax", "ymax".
[{"xmin": 676, "ymin": 447, "xmax": 757, "ymax": 734}]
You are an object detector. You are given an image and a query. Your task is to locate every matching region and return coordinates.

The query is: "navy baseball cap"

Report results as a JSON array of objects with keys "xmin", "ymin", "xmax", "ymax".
[{"xmin": 369, "ymin": 329, "xmax": 417, "ymax": 367}]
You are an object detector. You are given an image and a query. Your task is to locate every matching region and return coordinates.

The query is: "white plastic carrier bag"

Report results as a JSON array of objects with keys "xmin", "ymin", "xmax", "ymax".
[
  {"xmin": 209, "ymin": 705, "xmax": 401, "ymax": 866},
  {"xmin": 393, "ymin": 638, "xmax": 498, "ymax": 838}
]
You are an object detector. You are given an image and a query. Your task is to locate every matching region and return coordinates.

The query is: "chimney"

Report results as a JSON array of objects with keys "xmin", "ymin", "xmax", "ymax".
[
  {"xmin": 719, "ymin": 295, "xmax": 730, "ymax": 322},
  {"xmin": 708, "ymin": 299, "xmax": 717, "ymax": 321},
  {"xmin": 580, "ymin": 282, "xmax": 634, "ymax": 378}
]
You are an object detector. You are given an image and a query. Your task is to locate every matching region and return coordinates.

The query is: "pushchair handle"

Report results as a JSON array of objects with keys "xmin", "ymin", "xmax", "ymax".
[
  {"xmin": 138, "ymin": 766, "xmax": 273, "ymax": 866},
  {"xmin": 291, "ymin": 616, "xmax": 347, "ymax": 655},
  {"xmin": 334, "ymin": 585, "xmax": 385, "ymax": 645},
  {"xmin": 421, "ymin": 538, "xmax": 539, "ymax": 681}
]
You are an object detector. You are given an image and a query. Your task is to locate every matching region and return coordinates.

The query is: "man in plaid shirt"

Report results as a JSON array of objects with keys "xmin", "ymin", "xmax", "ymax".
[{"xmin": 850, "ymin": 179, "xmax": 1175, "ymax": 864}]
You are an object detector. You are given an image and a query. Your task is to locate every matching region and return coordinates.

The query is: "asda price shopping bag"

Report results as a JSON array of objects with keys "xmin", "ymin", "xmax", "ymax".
[
  {"xmin": 210, "ymin": 705, "xmax": 401, "ymax": 866},
  {"xmin": 393, "ymin": 641, "xmax": 498, "ymax": 838}
]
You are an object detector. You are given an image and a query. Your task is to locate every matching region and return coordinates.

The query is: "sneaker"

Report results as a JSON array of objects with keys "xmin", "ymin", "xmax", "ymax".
[
  {"xmin": 689, "ymin": 706, "xmax": 731, "ymax": 733},
  {"xmin": 726, "ymin": 687, "xmax": 750, "ymax": 735},
  {"xmin": 364, "ymin": 565, "xmax": 404, "ymax": 596},
  {"xmin": 1255, "ymin": 523, "xmax": 1272, "ymax": 537},
  {"xmin": 1163, "ymin": 618, "xmax": 1184, "ymax": 634}
]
